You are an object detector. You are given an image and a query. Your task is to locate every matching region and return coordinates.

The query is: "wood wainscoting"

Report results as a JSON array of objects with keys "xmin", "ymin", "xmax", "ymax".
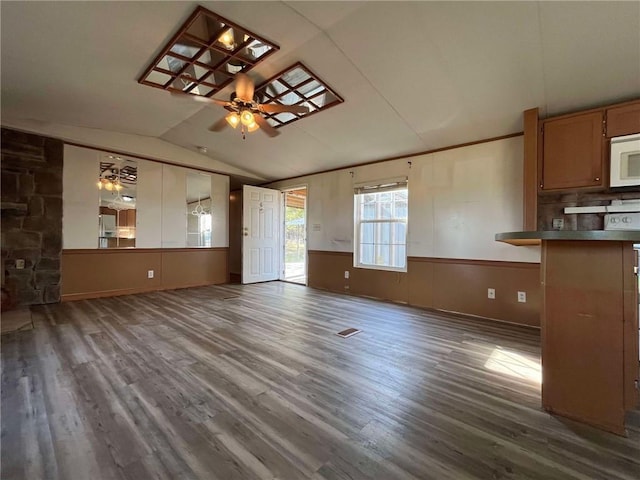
[
  {"xmin": 308, "ymin": 250, "xmax": 541, "ymax": 327},
  {"xmin": 61, "ymin": 248, "xmax": 229, "ymax": 301}
]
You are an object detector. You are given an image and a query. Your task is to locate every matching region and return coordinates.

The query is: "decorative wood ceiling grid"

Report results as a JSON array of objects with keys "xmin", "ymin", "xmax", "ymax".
[
  {"xmin": 255, "ymin": 62, "xmax": 344, "ymax": 128},
  {"xmin": 99, "ymin": 162, "xmax": 137, "ymax": 185},
  {"xmin": 138, "ymin": 6, "xmax": 279, "ymax": 97}
]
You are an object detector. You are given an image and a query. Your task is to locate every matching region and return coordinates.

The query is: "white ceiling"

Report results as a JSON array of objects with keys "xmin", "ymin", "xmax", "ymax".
[{"xmin": 2, "ymin": 1, "xmax": 639, "ymax": 182}]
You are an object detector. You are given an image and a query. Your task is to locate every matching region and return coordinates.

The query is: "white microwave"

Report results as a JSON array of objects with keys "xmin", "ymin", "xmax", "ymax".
[{"xmin": 610, "ymin": 133, "xmax": 640, "ymax": 187}]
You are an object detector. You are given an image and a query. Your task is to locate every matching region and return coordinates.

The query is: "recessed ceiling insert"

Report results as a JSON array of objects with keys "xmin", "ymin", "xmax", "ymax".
[
  {"xmin": 138, "ymin": 6, "xmax": 279, "ymax": 97},
  {"xmin": 254, "ymin": 62, "xmax": 344, "ymax": 128}
]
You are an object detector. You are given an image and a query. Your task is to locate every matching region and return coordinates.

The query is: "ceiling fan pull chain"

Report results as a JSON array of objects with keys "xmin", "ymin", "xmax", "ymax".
[{"xmin": 241, "ymin": 125, "xmax": 246, "ymax": 140}]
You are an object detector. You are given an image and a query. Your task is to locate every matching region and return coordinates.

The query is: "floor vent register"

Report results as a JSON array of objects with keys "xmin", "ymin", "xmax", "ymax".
[{"xmin": 336, "ymin": 328, "xmax": 361, "ymax": 338}]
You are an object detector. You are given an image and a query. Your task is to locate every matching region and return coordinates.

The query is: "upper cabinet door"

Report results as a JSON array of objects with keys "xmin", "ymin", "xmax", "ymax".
[
  {"xmin": 606, "ymin": 101, "xmax": 640, "ymax": 138},
  {"xmin": 541, "ymin": 111, "xmax": 604, "ymax": 191}
]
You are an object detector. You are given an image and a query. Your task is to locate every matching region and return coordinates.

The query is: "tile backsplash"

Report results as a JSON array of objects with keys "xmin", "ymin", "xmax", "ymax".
[{"xmin": 538, "ymin": 190, "xmax": 640, "ymax": 231}]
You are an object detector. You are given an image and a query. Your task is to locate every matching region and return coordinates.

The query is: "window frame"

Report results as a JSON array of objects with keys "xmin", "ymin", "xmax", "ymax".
[{"xmin": 353, "ymin": 180, "xmax": 408, "ymax": 273}]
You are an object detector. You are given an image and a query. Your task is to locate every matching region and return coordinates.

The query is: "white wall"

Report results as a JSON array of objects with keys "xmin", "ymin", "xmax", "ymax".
[
  {"xmin": 161, "ymin": 165, "xmax": 187, "ymax": 248},
  {"xmin": 62, "ymin": 145, "xmax": 230, "ymax": 250},
  {"xmin": 211, "ymin": 173, "xmax": 230, "ymax": 248},
  {"xmin": 269, "ymin": 136, "xmax": 540, "ymax": 263},
  {"xmin": 63, "ymin": 146, "xmax": 100, "ymax": 249},
  {"xmin": 136, "ymin": 159, "xmax": 163, "ymax": 248}
]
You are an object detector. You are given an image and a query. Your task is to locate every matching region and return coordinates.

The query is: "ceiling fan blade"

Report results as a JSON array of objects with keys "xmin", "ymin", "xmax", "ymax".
[
  {"xmin": 258, "ymin": 103, "xmax": 309, "ymax": 115},
  {"xmin": 208, "ymin": 117, "xmax": 229, "ymax": 132},
  {"xmin": 235, "ymin": 73, "xmax": 255, "ymax": 102},
  {"xmin": 171, "ymin": 91, "xmax": 230, "ymax": 107},
  {"xmin": 253, "ymin": 114, "xmax": 280, "ymax": 138}
]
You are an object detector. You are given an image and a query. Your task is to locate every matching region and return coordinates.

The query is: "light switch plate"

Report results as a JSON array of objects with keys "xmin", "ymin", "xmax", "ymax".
[
  {"xmin": 488, "ymin": 288, "xmax": 495, "ymax": 299},
  {"xmin": 518, "ymin": 291, "xmax": 526, "ymax": 303}
]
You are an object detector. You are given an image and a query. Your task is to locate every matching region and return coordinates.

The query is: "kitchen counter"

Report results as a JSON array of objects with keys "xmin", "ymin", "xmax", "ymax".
[
  {"xmin": 495, "ymin": 229, "xmax": 639, "ymax": 435},
  {"xmin": 495, "ymin": 230, "xmax": 640, "ymax": 246}
]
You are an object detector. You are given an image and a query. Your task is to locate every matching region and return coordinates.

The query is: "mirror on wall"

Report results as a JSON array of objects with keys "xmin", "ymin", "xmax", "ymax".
[
  {"xmin": 97, "ymin": 156, "xmax": 138, "ymax": 248},
  {"xmin": 186, "ymin": 172, "xmax": 212, "ymax": 247}
]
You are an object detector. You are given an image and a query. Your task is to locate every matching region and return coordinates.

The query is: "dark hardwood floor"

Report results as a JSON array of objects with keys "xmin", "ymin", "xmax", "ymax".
[{"xmin": 2, "ymin": 282, "xmax": 639, "ymax": 479}]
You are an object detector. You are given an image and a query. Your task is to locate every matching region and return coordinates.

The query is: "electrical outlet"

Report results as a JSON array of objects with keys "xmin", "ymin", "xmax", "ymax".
[
  {"xmin": 344, "ymin": 270, "xmax": 350, "ymax": 279},
  {"xmin": 518, "ymin": 291, "xmax": 526, "ymax": 303},
  {"xmin": 487, "ymin": 288, "xmax": 495, "ymax": 299},
  {"xmin": 15, "ymin": 259, "xmax": 25, "ymax": 269},
  {"xmin": 552, "ymin": 218, "xmax": 564, "ymax": 230},
  {"xmin": 147, "ymin": 270, "xmax": 154, "ymax": 279}
]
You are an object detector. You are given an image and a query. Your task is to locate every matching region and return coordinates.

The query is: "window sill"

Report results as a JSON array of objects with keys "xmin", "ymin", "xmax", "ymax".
[{"xmin": 354, "ymin": 263, "xmax": 407, "ymax": 273}]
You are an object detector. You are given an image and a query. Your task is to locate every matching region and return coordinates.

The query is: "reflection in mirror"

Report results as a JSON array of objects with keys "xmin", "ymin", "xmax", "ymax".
[
  {"xmin": 97, "ymin": 156, "xmax": 137, "ymax": 248},
  {"xmin": 186, "ymin": 172, "xmax": 212, "ymax": 247}
]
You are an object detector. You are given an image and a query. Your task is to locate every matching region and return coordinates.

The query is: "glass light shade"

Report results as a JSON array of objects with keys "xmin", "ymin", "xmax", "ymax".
[
  {"xmin": 247, "ymin": 121, "xmax": 260, "ymax": 133},
  {"xmin": 240, "ymin": 109, "xmax": 255, "ymax": 126},
  {"xmin": 225, "ymin": 112, "xmax": 240, "ymax": 128},
  {"xmin": 114, "ymin": 183, "xmax": 123, "ymax": 191},
  {"xmin": 218, "ymin": 29, "xmax": 234, "ymax": 49},
  {"xmin": 104, "ymin": 182, "xmax": 114, "ymax": 191},
  {"xmin": 97, "ymin": 180, "xmax": 103, "ymax": 189}
]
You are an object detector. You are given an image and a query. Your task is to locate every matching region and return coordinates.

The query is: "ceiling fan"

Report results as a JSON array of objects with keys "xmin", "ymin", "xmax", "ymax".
[{"xmin": 172, "ymin": 73, "xmax": 309, "ymax": 139}]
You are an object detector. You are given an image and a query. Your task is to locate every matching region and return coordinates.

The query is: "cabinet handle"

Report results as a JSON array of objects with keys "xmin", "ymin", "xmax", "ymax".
[{"xmin": 594, "ymin": 177, "xmax": 600, "ymax": 182}]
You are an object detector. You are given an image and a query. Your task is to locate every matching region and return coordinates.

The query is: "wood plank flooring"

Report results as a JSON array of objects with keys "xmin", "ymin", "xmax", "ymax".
[{"xmin": 2, "ymin": 282, "xmax": 639, "ymax": 479}]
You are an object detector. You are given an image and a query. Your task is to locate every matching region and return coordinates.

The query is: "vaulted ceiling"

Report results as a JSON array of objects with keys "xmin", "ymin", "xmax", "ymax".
[{"xmin": 2, "ymin": 1, "xmax": 639, "ymax": 183}]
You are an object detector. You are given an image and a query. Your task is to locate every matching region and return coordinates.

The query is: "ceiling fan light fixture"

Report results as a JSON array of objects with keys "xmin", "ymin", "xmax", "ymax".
[
  {"xmin": 240, "ymin": 109, "xmax": 255, "ymax": 126},
  {"xmin": 225, "ymin": 112, "xmax": 240, "ymax": 129},
  {"xmin": 247, "ymin": 120, "xmax": 260, "ymax": 133}
]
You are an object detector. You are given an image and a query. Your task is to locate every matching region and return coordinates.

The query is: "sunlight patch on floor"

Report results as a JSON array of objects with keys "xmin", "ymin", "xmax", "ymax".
[{"xmin": 484, "ymin": 347, "xmax": 541, "ymax": 383}]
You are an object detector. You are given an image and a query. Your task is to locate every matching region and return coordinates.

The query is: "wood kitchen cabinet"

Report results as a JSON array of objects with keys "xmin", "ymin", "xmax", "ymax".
[
  {"xmin": 127, "ymin": 209, "xmax": 136, "ymax": 228},
  {"xmin": 117, "ymin": 209, "xmax": 127, "ymax": 227},
  {"xmin": 539, "ymin": 110, "xmax": 605, "ymax": 192},
  {"xmin": 606, "ymin": 100, "xmax": 640, "ymax": 138},
  {"xmin": 117, "ymin": 209, "xmax": 136, "ymax": 227}
]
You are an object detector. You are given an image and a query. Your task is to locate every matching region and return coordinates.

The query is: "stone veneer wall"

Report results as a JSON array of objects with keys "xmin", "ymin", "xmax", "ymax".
[
  {"xmin": 1, "ymin": 128, "xmax": 64, "ymax": 305},
  {"xmin": 538, "ymin": 190, "xmax": 640, "ymax": 231}
]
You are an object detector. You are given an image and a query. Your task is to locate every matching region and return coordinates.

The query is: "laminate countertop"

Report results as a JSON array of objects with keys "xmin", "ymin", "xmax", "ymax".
[{"xmin": 495, "ymin": 230, "xmax": 640, "ymax": 246}]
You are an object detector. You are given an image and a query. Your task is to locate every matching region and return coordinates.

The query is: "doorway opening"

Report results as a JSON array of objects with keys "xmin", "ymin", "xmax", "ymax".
[{"xmin": 282, "ymin": 187, "xmax": 307, "ymax": 284}]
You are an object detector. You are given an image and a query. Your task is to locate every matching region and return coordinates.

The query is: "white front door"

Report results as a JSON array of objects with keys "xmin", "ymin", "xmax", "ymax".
[{"xmin": 242, "ymin": 185, "xmax": 281, "ymax": 284}]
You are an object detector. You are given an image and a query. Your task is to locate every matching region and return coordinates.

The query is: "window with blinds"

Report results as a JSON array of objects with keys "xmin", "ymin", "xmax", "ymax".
[{"xmin": 353, "ymin": 179, "xmax": 408, "ymax": 271}]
